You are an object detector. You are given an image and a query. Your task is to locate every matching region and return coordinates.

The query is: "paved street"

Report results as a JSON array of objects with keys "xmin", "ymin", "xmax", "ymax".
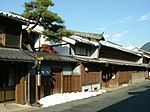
[{"xmin": 30, "ymin": 80, "xmax": 150, "ymax": 112}]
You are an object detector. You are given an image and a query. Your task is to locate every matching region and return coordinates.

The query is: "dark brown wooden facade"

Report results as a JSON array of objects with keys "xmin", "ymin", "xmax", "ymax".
[
  {"xmin": 99, "ymin": 44, "xmax": 149, "ymax": 88},
  {"xmin": 0, "ymin": 12, "xmax": 35, "ymax": 104},
  {"xmin": 1, "ymin": 12, "xmax": 150, "ymax": 105},
  {"xmin": 0, "ymin": 61, "xmax": 34, "ymax": 104},
  {"xmin": 99, "ymin": 45, "xmax": 141, "ymax": 62},
  {"xmin": 63, "ymin": 75, "xmax": 81, "ymax": 92}
]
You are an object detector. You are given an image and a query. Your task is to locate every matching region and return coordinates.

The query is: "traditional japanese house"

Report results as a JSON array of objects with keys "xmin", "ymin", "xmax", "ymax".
[
  {"xmin": 56, "ymin": 31, "xmax": 150, "ymax": 89},
  {"xmin": 26, "ymin": 51, "xmax": 80, "ymax": 104},
  {"xmin": 0, "ymin": 11, "xmax": 36, "ymax": 104},
  {"xmin": 99, "ymin": 41, "xmax": 149, "ymax": 87},
  {"xmin": 54, "ymin": 31, "xmax": 105, "ymax": 92},
  {"xmin": 133, "ymin": 47, "xmax": 150, "ymax": 79},
  {"xmin": 20, "ymin": 25, "xmax": 81, "ymax": 104}
]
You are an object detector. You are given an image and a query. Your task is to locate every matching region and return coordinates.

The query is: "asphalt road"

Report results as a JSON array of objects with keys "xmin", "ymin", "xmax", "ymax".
[{"xmin": 30, "ymin": 80, "xmax": 150, "ymax": 112}]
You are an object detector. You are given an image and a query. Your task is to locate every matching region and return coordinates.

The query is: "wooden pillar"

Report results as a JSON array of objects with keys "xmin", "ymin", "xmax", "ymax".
[
  {"xmin": 35, "ymin": 75, "xmax": 38, "ymax": 105},
  {"xmin": 27, "ymin": 73, "xmax": 30, "ymax": 104},
  {"xmin": 61, "ymin": 72, "xmax": 63, "ymax": 93},
  {"xmin": 16, "ymin": 76, "xmax": 25, "ymax": 104},
  {"xmin": 15, "ymin": 84, "xmax": 20, "ymax": 104},
  {"xmin": 35, "ymin": 71, "xmax": 41, "ymax": 105}
]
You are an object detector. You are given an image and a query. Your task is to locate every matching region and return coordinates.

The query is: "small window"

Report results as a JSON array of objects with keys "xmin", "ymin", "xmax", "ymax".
[
  {"xmin": 5, "ymin": 34, "xmax": 20, "ymax": 48},
  {"xmin": 0, "ymin": 34, "xmax": 2, "ymax": 44},
  {"xmin": 0, "ymin": 33, "xmax": 5, "ymax": 46},
  {"xmin": 75, "ymin": 46, "xmax": 87, "ymax": 56}
]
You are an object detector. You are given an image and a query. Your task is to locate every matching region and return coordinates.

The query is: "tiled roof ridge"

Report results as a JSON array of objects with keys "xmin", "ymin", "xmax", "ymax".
[
  {"xmin": 0, "ymin": 11, "xmax": 35, "ymax": 23},
  {"xmin": 70, "ymin": 30, "xmax": 104, "ymax": 39}
]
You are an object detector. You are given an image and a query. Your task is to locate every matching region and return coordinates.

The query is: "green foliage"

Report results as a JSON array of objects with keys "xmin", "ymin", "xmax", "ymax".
[{"xmin": 22, "ymin": 0, "xmax": 72, "ymax": 42}]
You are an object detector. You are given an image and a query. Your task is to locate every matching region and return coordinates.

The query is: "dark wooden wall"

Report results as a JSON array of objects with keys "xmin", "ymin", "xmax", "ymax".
[
  {"xmin": 63, "ymin": 75, "xmax": 81, "ymax": 92},
  {"xmin": 81, "ymin": 64, "xmax": 101, "ymax": 86},
  {"xmin": 118, "ymin": 71, "xmax": 131, "ymax": 85},
  {"xmin": 99, "ymin": 45, "xmax": 140, "ymax": 62}
]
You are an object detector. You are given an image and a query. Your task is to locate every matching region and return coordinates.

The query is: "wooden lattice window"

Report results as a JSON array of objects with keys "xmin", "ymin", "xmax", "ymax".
[{"xmin": 0, "ymin": 33, "xmax": 5, "ymax": 46}]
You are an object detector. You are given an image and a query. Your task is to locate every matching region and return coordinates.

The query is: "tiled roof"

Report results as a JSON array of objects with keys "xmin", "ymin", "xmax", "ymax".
[
  {"xmin": 70, "ymin": 30, "xmax": 105, "ymax": 40},
  {"xmin": 0, "ymin": 11, "xmax": 34, "ymax": 24},
  {"xmin": 99, "ymin": 58, "xmax": 149, "ymax": 68},
  {"xmin": 73, "ymin": 56, "xmax": 106, "ymax": 63},
  {"xmin": 68, "ymin": 35, "xmax": 99, "ymax": 46},
  {"xmin": 27, "ymin": 51, "xmax": 78, "ymax": 62},
  {"xmin": 73, "ymin": 56, "xmax": 149, "ymax": 68},
  {"xmin": 0, "ymin": 47, "xmax": 35, "ymax": 62}
]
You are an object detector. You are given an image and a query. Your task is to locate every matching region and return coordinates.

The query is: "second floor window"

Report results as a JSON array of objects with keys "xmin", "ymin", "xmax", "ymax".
[
  {"xmin": 0, "ymin": 29, "xmax": 3, "ymax": 45},
  {"xmin": 75, "ymin": 46, "xmax": 87, "ymax": 56},
  {"xmin": 0, "ymin": 33, "xmax": 20, "ymax": 48},
  {"xmin": 0, "ymin": 34, "xmax": 2, "ymax": 44},
  {"xmin": 5, "ymin": 34, "xmax": 20, "ymax": 48}
]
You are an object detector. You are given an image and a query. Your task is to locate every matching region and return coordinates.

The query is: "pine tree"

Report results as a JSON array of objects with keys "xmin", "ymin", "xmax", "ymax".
[{"xmin": 22, "ymin": 0, "xmax": 71, "ymax": 43}]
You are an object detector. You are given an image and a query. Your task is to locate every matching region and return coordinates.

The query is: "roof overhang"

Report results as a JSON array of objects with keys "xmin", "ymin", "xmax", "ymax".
[
  {"xmin": 27, "ymin": 51, "xmax": 78, "ymax": 63},
  {"xmin": 0, "ymin": 47, "xmax": 35, "ymax": 62},
  {"xmin": 73, "ymin": 56, "xmax": 149, "ymax": 68}
]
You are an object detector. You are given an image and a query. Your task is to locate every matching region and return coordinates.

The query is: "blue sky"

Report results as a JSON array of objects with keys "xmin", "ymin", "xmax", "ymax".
[{"xmin": 0, "ymin": 0, "xmax": 150, "ymax": 48}]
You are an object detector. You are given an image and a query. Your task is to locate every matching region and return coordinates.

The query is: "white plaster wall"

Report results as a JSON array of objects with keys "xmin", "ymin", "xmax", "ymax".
[
  {"xmin": 91, "ymin": 48, "xmax": 99, "ymax": 58},
  {"xmin": 34, "ymin": 35, "xmax": 50, "ymax": 48},
  {"xmin": 73, "ymin": 65, "xmax": 81, "ymax": 75}
]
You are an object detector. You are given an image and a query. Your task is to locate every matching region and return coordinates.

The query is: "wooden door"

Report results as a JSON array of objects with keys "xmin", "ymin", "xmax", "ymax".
[
  {"xmin": 41, "ymin": 76, "xmax": 53, "ymax": 98},
  {"xmin": 0, "ymin": 67, "xmax": 15, "ymax": 103},
  {"xmin": 52, "ymin": 69, "xmax": 62, "ymax": 94},
  {"xmin": 0, "ymin": 69, "xmax": 6, "ymax": 102}
]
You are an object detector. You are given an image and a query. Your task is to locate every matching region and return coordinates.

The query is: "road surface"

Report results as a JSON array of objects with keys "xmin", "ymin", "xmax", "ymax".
[{"xmin": 30, "ymin": 80, "xmax": 150, "ymax": 112}]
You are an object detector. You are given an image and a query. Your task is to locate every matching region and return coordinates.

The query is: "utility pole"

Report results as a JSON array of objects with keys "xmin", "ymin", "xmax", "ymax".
[{"xmin": 35, "ymin": 57, "xmax": 43, "ymax": 106}]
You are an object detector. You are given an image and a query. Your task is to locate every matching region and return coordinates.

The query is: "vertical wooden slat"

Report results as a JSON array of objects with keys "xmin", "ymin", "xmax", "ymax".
[
  {"xmin": 20, "ymin": 76, "xmax": 25, "ymax": 104},
  {"xmin": 15, "ymin": 84, "xmax": 20, "ymax": 104},
  {"xmin": 53, "ymin": 71, "xmax": 62, "ymax": 94},
  {"xmin": 63, "ymin": 75, "xmax": 81, "ymax": 93}
]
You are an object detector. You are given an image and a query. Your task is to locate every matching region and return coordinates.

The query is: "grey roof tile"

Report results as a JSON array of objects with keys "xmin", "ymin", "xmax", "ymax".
[
  {"xmin": 0, "ymin": 47, "xmax": 35, "ymax": 62},
  {"xmin": 0, "ymin": 11, "xmax": 34, "ymax": 24},
  {"xmin": 26, "ymin": 51, "xmax": 78, "ymax": 62},
  {"xmin": 70, "ymin": 30, "xmax": 105, "ymax": 40}
]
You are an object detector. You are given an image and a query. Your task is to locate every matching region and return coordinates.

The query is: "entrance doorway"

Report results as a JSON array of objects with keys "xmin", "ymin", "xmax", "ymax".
[{"xmin": 0, "ymin": 67, "xmax": 15, "ymax": 103}]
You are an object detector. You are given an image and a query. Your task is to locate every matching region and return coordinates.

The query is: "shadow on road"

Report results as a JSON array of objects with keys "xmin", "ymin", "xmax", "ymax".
[{"xmin": 98, "ymin": 86, "xmax": 150, "ymax": 112}]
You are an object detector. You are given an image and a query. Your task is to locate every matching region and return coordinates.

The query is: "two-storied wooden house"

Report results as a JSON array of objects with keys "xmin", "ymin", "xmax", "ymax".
[
  {"xmin": 54, "ymin": 31, "xmax": 105, "ymax": 92},
  {"xmin": 0, "ymin": 11, "xmax": 36, "ymax": 104},
  {"xmin": 55, "ymin": 31, "xmax": 150, "ymax": 89},
  {"xmin": 99, "ymin": 41, "xmax": 149, "ymax": 87}
]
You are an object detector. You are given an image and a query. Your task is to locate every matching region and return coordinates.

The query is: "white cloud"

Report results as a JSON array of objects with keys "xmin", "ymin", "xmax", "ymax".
[
  {"xmin": 112, "ymin": 30, "xmax": 128, "ymax": 42},
  {"xmin": 122, "ymin": 30, "xmax": 128, "ymax": 33},
  {"xmin": 112, "ymin": 20, "xmax": 125, "ymax": 24},
  {"xmin": 112, "ymin": 16, "xmax": 132, "ymax": 24},
  {"xmin": 136, "ymin": 13, "xmax": 150, "ymax": 21},
  {"xmin": 98, "ymin": 26, "xmax": 107, "ymax": 31},
  {"xmin": 104, "ymin": 34, "xmax": 110, "ymax": 39}
]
